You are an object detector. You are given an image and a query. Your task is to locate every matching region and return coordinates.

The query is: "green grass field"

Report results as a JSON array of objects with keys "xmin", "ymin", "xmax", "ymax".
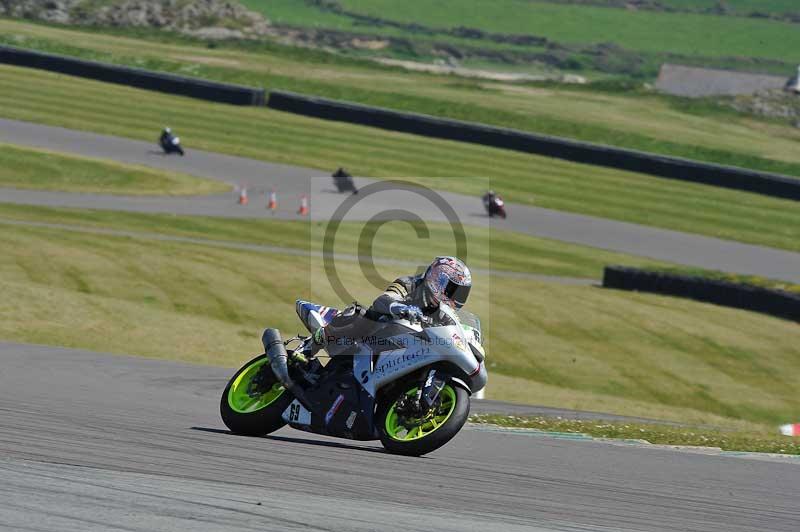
[
  {"xmin": 328, "ymin": 0, "xmax": 798, "ymax": 61},
  {"xmin": 470, "ymin": 414, "xmax": 800, "ymax": 455},
  {"xmin": 0, "ymin": 204, "xmax": 673, "ymax": 279},
  {"xmin": 1, "ymin": 206, "xmax": 798, "ymax": 428},
  {"xmin": 241, "ymin": 0, "xmax": 800, "ymax": 77},
  {"xmin": 2, "ymin": 19, "xmax": 800, "ymax": 178},
  {"xmin": 1, "ymin": 63, "xmax": 799, "ymax": 253},
  {"xmin": 657, "ymin": 0, "xmax": 799, "ymax": 15},
  {"xmin": 0, "ymin": 143, "xmax": 227, "ymax": 195}
]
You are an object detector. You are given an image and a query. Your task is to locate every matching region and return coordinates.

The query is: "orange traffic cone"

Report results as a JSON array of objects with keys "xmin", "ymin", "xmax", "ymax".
[
  {"xmin": 297, "ymin": 194, "xmax": 309, "ymax": 216},
  {"xmin": 267, "ymin": 188, "xmax": 277, "ymax": 213},
  {"xmin": 238, "ymin": 186, "xmax": 249, "ymax": 206}
]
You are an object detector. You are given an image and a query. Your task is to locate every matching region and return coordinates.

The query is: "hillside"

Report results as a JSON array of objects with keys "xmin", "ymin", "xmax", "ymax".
[
  {"xmin": 3, "ymin": 1, "xmax": 798, "ymax": 79},
  {"xmin": 241, "ymin": 0, "xmax": 800, "ymax": 79}
]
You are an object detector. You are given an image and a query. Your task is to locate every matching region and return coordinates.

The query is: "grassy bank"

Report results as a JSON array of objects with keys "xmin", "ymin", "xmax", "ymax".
[
  {"xmin": 1, "ymin": 207, "xmax": 799, "ymax": 427},
  {"xmin": 2, "ymin": 19, "xmax": 800, "ymax": 177},
  {"xmin": 0, "ymin": 204, "xmax": 672, "ymax": 279},
  {"xmin": 469, "ymin": 414, "xmax": 800, "ymax": 455},
  {"xmin": 1, "ymin": 64, "xmax": 799, "ymax": 253},
  {"xmin": 245, "ymin": 0, "xmax": 800, "ymax": 76},
  {"xmin": 328, "ymin": 0, "xmax": 799, "ymax": 61},
  {"xmin": 0, "ymin": 143, "xmax": 227, "ymax": 195},
  {"xmin": 655, "ymin": 0, "xmax": 800, "ymax": 16}
]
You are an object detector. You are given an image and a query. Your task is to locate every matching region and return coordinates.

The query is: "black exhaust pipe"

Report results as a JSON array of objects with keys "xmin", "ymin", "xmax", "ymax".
[{"xmin": 262, "ymin": 328, "xmax": 315, "ymax": 412}]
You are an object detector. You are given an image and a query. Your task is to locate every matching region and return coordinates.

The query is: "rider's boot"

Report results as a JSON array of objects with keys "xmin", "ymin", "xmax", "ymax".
[{"xmin": 301, "ymin": 327, "xmax": 327, "ymax": 356}]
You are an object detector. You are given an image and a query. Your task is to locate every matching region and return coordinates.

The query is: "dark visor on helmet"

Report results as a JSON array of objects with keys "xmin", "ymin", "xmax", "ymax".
[{"xmin": 444, "ymin": 280, "xmax": 470, "ymax": 309}]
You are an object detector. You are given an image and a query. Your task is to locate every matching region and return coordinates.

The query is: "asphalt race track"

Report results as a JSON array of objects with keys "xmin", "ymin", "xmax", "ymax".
[
  {"xmin": 2, "ymin": 118, "xmax": 800, "ymax": 283},
  {"xmin": 1, "ymin": 342, "xmax": 799, "ymax": 532}
]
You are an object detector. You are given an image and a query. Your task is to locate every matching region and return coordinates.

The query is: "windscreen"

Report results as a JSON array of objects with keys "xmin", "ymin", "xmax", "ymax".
[{"xmin": 456, "ymin": 309, "xmax": 482, "ymax": 345}]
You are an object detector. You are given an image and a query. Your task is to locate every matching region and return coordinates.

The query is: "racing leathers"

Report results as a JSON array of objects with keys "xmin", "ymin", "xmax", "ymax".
[
  {"xmin": 159, "ymin": 130, "xmax": 174, "ymax": 147},
  {"xmin": 309, "ymin": 274, "xmax": 453, "ymax": 357}
]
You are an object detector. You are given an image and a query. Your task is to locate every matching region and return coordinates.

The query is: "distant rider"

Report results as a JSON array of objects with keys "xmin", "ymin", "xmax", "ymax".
[
  {"xmin": 159, "ymin": 126, "xmax": 185, "ymax": 156},
  {"xmin": 332, "ymin": 167, "xmax": 358, "ymax": 194},
  {"xmin": 305, "ymin": 256, "xmax": 471, "ymax": 356},
  {"xmin": 483, "ymin": 189, "xmax": 507, "ymax": 217},
  {"xmin": 159, "ymin": 126, "xmax": 174, "ymax": 147},
  {"xmin": 482, "ymin": 189, "xmax": 497, "ymax": 210},
  {"xmin": 332, "ymin": 167, "xmax": 351, "ymax": 179}
]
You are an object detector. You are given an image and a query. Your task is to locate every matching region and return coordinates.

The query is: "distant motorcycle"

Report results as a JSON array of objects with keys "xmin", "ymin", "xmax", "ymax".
[
  {"xmin": 159, "ymin": 132, "xmax": 184, "ymax": 156},
  {"xmin": 332, "ymin": 167, "xmax": 358, "ymax": 194},
  {"xmin": 483, "ymin": 195, "xmax": 507, "ymax": 219},
  {"xmin": 220, "ymin": 300, "xmax": 487, "ymax": 456}
]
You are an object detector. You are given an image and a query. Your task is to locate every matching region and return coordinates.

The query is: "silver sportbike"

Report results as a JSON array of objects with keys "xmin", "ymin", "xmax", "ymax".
[{"xmin": 220, "ymin": 299, "xmax": 487, "ymax": 456}]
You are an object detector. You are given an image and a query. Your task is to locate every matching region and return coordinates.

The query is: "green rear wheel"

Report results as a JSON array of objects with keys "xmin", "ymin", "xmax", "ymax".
[
  {"xmin": 220, "ymin": 354, "xmax": 293, "ymax": 436},
  {"xmin": 377, "ymin": 382, "xmax": 469, "ymax": 456}
]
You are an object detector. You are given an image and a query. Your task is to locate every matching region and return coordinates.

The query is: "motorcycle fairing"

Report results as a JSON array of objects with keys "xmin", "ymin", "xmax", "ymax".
[
  {"xmin": 282, "ymin": 356, "xmax": 376, "ymax": 440},
  {"xmin": 285, "ymin": 301, "xmax": 487, "ymax": 441},
  {"xmin": 355, "ymin": 326, "xmax": 486, "ymax": 397},
  {"xmin": 341, "ymin": 303, "xmax": 487, "ymax": 398}
]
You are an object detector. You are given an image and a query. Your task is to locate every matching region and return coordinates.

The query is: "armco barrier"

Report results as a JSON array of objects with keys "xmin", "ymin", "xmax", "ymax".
[
  {"xmin": 268, "ymin": 91, "xmax": 800, "ymax": 201},
  {"xmin": 0, "ymin": 45, "xmax": 265, "ymax": 106},
  {"xmin": 603, "ymin": 266, "xmax": 800, "ymax": 322}
]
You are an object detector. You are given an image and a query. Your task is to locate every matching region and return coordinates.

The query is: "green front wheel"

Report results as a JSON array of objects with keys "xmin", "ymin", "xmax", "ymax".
[
  {"xmin": 220, "ymin": 354, "xmax": 293, "ymax": 436},
  {"xmin": 376, "ymin": 382, "xmax": 470, "ymax": 456}
]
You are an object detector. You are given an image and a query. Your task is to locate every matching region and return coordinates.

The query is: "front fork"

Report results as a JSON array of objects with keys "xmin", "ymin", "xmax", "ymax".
[{"xmin": 415, "ymin": 369, "xmax": 447, "ymax": 412}]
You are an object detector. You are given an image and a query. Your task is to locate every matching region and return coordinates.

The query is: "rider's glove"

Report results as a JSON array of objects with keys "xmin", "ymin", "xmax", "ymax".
[{"xmin": 388, "ymin": 302, "xmax": 424, "ymax": 323}]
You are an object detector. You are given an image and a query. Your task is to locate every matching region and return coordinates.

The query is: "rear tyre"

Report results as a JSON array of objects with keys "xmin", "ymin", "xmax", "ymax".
[
  {"xmin": 220, "ymin": 354, "xmax": 293, "ymax": 436},
  {"xmin": 376, "ymin": 382, "xmax": 469, "ymax": 456}
]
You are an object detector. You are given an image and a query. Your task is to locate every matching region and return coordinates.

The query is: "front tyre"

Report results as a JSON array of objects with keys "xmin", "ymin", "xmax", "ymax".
[
  {"xmin": 220, "ymin": 354, "xmax": 292, "ymax": 436},
  {"xmin": 377, "ymin": 383, "xmax": 469, "ymax": 456}
]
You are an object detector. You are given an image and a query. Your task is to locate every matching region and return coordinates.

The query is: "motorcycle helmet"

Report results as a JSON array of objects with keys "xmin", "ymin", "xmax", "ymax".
[
  {"xmin": 423, "ymin": 256, "xmax": 471, "ymax": 310},
  {"xmin": 164, "ymin": 127, "xmax": 171, "ymax": 134}
]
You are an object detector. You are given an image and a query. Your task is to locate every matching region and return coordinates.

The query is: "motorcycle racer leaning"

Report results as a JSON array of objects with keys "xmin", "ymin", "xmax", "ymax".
[
  {"xmin": 159, "ymin": 126, "xmax": 173, "ymax": 146},
  {"xmin": 305, "ymin": 256, "xmax": 471, "ymax": 357},
  {"xmin": 482, "ymin": 189, "xmax": 497, "ymax": 208}
]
